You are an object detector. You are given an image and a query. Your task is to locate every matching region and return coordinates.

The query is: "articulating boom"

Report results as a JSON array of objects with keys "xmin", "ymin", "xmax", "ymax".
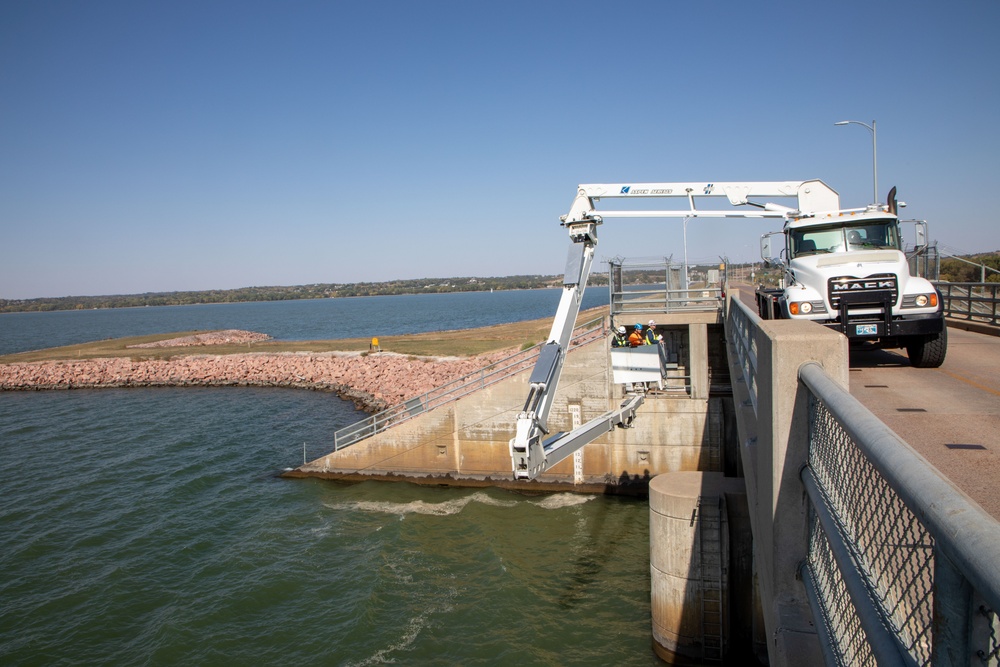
[
  {"xmin": 562, "ymin": 180, "xmax": 840, "ymax": 224},
  {"xmin": 509, "ymin": 219, "xmax": 600, "ymax": 480},
  {"xmin": 509, "ymin": 180, "xmax": 842, "ymax": 481}
]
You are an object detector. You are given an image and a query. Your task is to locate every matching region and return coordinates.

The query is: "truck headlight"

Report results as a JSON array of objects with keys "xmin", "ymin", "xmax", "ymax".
[
  {"xmin": 903, "ymin": 293, "xmax": 938, "ymax": 308},
  {"xmin": 789, "ymin": 301, "xmax": 813, "ymax": 315}
]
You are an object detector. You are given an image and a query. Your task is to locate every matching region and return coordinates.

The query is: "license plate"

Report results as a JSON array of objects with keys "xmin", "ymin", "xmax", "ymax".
[{"xmin": 855, "ymin": 324, "xmax": 878, "ymax": 336}]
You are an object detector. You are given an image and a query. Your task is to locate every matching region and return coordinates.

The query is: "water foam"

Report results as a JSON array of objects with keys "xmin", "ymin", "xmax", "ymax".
[
  {"xmin": 346, "ymin": 612, "xmax": 428, "ymax": 666},
  {"xmin": 325, "ymin": 490, "xmax": 594, "ymax": 517},
  {"xmin": 531, "ymin": 493, "xmax": 597, "ymax": 510},
  {"xmin": 326, "ymin": 491, "xmax": 514, "ymax": 517}
]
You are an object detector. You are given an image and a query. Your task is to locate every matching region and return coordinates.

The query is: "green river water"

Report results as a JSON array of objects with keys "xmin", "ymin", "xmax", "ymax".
[{"xmin": 0, "ymin": 388, "xmax": 658, "ymax": 666}]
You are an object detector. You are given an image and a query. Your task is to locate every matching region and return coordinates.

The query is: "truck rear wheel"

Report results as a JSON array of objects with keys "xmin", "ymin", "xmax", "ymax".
[{"xmin": 906, "ymin": 327, "xmax": 948, "ymax": 368}]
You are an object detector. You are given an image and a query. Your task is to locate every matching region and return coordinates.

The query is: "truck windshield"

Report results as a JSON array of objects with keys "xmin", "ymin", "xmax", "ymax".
[
  {"xmin": 843, "ymin": 221, "xmax": 899, "ymax": 251},
  {"xmin": 790, "ymin": 220, "xmax": 900, "ymax": 258}
]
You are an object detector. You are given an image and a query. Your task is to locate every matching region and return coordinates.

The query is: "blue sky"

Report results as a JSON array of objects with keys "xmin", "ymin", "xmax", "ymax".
[{"xmin": 2, "ymin": 0, "xmax": 998, "ymax": 299}]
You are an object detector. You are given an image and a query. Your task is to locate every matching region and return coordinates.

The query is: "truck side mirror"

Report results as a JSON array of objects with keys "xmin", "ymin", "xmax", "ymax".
[
  {"xmin": 760, "ymin": 232, "xmax": 784, "ymax": 267},
  {"xmin": 901, "ymin": 220, "xmax": 928, "ymax": 254}
]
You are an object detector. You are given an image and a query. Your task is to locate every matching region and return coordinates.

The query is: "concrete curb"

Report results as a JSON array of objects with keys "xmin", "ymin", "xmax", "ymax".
[{"xmin": 946, "ymin": 317, "xmax": 1000, "ymax": 337}]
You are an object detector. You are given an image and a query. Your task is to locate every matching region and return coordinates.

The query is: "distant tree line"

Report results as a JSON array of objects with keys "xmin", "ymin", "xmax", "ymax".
[
  {"xmin": 0, "ymin": 275, "xmax": 569, "ymax": 313},
  {"xmin": 0, "ymin": 263, "xmax": 772, "ymax": 314},
  {"xmin": 938, "ymin": 251, "xmax": 1000, "ymax": 283}
]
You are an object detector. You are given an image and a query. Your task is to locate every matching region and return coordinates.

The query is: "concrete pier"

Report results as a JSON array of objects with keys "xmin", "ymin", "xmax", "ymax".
[{"xmin": 649, "ymin": 471, "xmax": 754, "ymax": 664}]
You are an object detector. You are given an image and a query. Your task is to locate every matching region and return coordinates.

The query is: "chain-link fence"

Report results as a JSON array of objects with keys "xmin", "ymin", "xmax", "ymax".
[
  {"xmin": 723, "ymin": 290, "xmax": 1000, "ymax": 665},
  {"xmin": 799, "ymin": 363, "xmax": 1000, "ymax": 666},
  {"xmin": 608, "ymin": 257, "xmax": 724, "ymax": 317}
]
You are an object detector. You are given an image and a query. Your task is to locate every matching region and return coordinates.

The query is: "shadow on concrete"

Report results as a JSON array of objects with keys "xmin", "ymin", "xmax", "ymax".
[
  {"xmin": 614, "ymin": 468, "xmax": 652, "ymax": 489},
  {"xmin": 849, "ymin": 346, "xmax": 910, "ymax": 368}
]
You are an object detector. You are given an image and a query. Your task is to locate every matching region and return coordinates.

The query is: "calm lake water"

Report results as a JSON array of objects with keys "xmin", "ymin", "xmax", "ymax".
[
  {"xmin": 0, "ymin": 290, "xmax": 662, "ymax": 665},
  {"xmin": 0, "ymin": 288, "xmax": 610, "ymax": 356}
]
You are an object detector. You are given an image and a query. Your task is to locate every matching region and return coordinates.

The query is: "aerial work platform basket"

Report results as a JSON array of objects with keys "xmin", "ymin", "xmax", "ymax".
[{"xmin": 611, "ymin": 345, "xmax": 669, "ymax": 389}]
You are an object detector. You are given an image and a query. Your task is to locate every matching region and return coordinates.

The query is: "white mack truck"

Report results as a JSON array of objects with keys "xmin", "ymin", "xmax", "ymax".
[{"xmin": 755, "ymin": 183, "xmax": 947, "ymax": 368}]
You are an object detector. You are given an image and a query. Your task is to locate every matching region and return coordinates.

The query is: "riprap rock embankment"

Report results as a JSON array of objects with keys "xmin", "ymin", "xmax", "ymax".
[{"xmin": 0, "ymin": 350, "xmax": 511, "ymax": 412}]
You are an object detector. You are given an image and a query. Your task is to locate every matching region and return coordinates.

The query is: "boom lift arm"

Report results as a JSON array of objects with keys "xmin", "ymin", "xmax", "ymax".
[
  {"xmin": 566, "ymin": 180, "xmax": 840, "ymax": 222},
  {"xmin": 509, "ymin": 180, "xmax": 841, "ymax": 481},
  {"xmin": 509, "ymin": 216, "xmax": 603, "ymax": 480}
]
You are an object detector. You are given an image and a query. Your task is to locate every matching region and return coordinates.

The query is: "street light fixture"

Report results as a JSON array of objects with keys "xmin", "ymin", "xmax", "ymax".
[{"xmin": 834, "ymin": 119, "xmax": 878, "ymax": 204}]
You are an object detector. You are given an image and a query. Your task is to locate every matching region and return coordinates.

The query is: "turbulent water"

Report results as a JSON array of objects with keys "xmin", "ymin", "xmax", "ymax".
[{"xmin": 0, "ymin": 291, "xmax": 660, "ymax": 665}]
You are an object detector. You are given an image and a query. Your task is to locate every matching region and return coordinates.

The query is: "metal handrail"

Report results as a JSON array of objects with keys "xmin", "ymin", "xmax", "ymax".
[
  {"xmin": 938, "ymin": 254, "xmax": 1000, "ymax": 281},
  {"xmin": 613, "ymin": 286, "xmax": 723, "ymax": 314},
  {"xmin": 935, "ymin": 281, "xmax": 1000, "ymax": 326},
  {"xmin": 724, "ymin": 291, "xmax": 1000, "ymax": 662},
  {"xmin": 725, "ymin": 294, "xmax": 760, "ymax": 416},
  {"xmin": 329, "ymin": 315, "xmax": 607, "ymax": 453},
  {"xmin": 798, "ymin": 361, "xmax": 1000, "ymax": 664}
]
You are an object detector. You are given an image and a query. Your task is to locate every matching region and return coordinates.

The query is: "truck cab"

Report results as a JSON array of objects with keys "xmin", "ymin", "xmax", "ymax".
[{"xmin": 757, "ymin": 201, "xmax": 947, "ymax": 367}]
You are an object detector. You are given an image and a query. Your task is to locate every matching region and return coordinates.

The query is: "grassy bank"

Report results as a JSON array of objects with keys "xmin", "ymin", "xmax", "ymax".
[{"xmin": 1, "ymin": 307, "xmax": 606, "ymax": 364}]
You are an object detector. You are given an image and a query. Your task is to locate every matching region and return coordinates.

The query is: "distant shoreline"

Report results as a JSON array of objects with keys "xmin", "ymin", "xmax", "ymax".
[
  {"xmin": 0, "ymin": 274, "xmax": 597, "ymax": 314},
  {"xmin": 0, "ymin": 285, "xmax": 564, "ymax": 314}
]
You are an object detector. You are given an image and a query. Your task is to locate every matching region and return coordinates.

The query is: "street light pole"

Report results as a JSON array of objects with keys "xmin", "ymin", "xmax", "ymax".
[
  {"xmin": 683, "ymin": 188, "xmax": 696, "ymax": 291},
  {"xmin": 682, "ymin": 216, "xmax": 690, "ymax": 291},
  {"xmin": 835, "ymin": 119, "xmax": 878, "ymax": 204}
]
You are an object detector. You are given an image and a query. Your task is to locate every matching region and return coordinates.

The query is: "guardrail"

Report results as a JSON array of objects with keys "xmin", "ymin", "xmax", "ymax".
[
  {"xmin": 612, "ymin": 286, "xmax": 723, "ymax": 315},
  {"xmin": 799, "ymin": 362, "xmax": 1000, "ymax": 666},
  {"xmin": 724, "ymin": 291, "xmax": 1000, "ymax": 665},
  {"xmin": 726, "ymin": 294, "xmax": 760, "ymax": 415},
  {"xmin": 324, "ymin": 316, "xmax": 608, "ymax": 457},
  {"xmin": 936, "ymin": 282, "xmax": 1000, "ymax": 327}
]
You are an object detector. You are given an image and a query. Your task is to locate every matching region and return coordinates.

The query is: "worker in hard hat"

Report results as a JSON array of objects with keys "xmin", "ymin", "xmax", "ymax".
[
  {"xmin": 611, "ymin": 325, "xmax": 629, "ymax": 348},
  {"xmin": 628, "ymin": 323, "xmax": 645, "ymax": 347},
  {"xmin": 645, "ymin": 320, "xmax": 663, "ymax": 345}
]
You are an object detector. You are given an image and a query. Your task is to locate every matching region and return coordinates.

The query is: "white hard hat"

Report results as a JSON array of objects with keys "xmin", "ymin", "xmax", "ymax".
[
  {"xmin": 617, "ymin": 325, "xmax": 626, "ymax": 334},
  {"xmin": 648, "ymin": 320, "xmax": 656, "ymax": 326}
]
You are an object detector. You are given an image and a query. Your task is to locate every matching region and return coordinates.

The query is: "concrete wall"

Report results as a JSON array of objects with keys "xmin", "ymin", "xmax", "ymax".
[
  {"xmin": 725, "ymin": 292, "xmax": 850, "ymax": 667},
  {"xmin": 292, "ymin": 318, "xmax": 728, "ymax": 492}
]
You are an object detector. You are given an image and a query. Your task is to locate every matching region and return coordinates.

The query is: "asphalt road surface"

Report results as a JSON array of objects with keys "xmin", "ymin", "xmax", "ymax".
[
  {"xmin": 731, "ymin": 284, "xmax": 999, "ymax": 517},
  {"xmin": 848, "ymin": 326, "xmax": 1000, "ymax": 519}
]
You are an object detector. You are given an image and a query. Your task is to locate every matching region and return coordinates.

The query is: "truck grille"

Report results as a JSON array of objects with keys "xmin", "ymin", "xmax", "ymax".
[{"xmin": 828, "ymin": 274, "xmax": 898, "ymax": 309}]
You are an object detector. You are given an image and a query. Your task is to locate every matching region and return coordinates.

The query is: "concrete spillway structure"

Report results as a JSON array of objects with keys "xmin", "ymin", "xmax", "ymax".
[{"xmin": 289, "ymin": 312, "xmax": 734, "ymax": 492}]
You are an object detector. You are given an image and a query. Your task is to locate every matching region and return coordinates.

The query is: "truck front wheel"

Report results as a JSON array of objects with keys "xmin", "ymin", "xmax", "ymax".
[{"xmin": 905, "ymin": 327, "xmax": 948, "ymax": 368}]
